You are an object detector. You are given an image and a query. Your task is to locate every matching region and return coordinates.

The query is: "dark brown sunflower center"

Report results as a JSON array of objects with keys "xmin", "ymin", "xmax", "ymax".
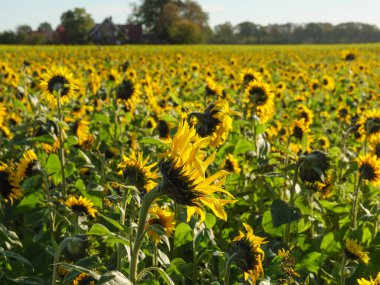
[
  {"xmin": 25, "ymin": 160, "xmax": 39, "ymax": 177},
  {"xmin": 224, "ymin": 159, "xmax": 235, "ymax": 172},
  {"xmin": 206, "ymin": 85, "xmax": 218, "ymax": 96},
  {"xmin": 344, "ymin": 247, "xmax": 360, "ymax": 260},
  {"xmin": 76, "ymin": 276, "xmax": 96, "ymax": 285},
  {"xmin": 364, "ymin": 117, "xmax": 380, "ymax": 135},
  {"xmin": 360, "ymin": 163, "xmax": 376, "ymax": 181},
  {"xmin": 149, "ymin": 218, "xmax": 163, "ymax": 227},
  {"xmin": 234, "ymin": 238, "xmax": 260, "ymax": 271},
  {"xmin": 323, "ymin": 79, "xmax": 329, "ymax": 85},
  {"xmin": 345, "ymin": 53, "xmax": 356, "ymax": 61},
  {"xmin": 159, "ymin": 159, "xmax": 201, "ymax": 206},
  {"xmin": 249, "ymin": 86, "xmax": 268, "ymax": 106},
  {"xmin": 293, "ymin": 126, "xmax": 304, "ymax": 140},
  {"xmin": 312, "ymin": 83, "xmax": 319, "ymax": 90},
  {"xmin": 70, "ymin": 204, "xmax": 90, "ymax": 216},
  {"xmin": 0, "ymin": 171, "xmax": 12, "ymax": 200},
  {"xmin": 339, "ymin": 108, "xmax": 348, "ymax": 117},
  {"xmin": 48, "ymin": 75, "xmax": 69, "ymax": 96},
  {"xmin": 157, "ymin": 120, "xmax": 170, "ymax": 139},
  {"xmin": 116, "ymin": 79, "xmax": 135, "ymax": 101},
  {"xmin": 123, "ymin": 165, "xmax": 147, "ymax": 195}
]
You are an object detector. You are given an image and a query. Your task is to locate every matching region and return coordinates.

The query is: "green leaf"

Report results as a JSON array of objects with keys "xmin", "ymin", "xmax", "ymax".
[
  {"xmin": 270, "ymin": 199, "xmax": 301, "ymax": 227},
  {"xmin": 88, "ymin": 224, "xmax": 130, "ymax": 246},
  {"xmin": 204, "ymin": 213, "xmax": 216, "ymax": 229},
  {"xmin": 94, "ymin": 113, "xmax": 111, "ymax": 124},
  {"xmin": 65, "ymin": 162, "xmax": 76, "ymax": 178},
  {"xmin": 140, "ymin": 137, "xmax": 169, "ymax": 148},
  {"xmin": 66, "ymin": 135, "xmax": 79, "ymax": 147},
  {"xmin": 46, "ymin": 154, "xmax": 62, "ymax": 184},
  {"xmin": 261, "ymin": 210, "xmax": 285, "ymax": 237},
  {"xmin": 166, "ymin": 258, "xmax": 193, "ymax": 284},
  {"xmin": 174, "ymin": 223, "xmax": 192, "ymax": 248},
  {"xmin": 99, "ymin": 213, "xmax": 124, "ymax": 231},
  {"xmin": 155, "ymin": 268, "xmax": 175, "ymax": 285},
  {"xmin": 256, "ymin": 124, "xmax": 266, "ymax": 135},
  {"xmin": 97, "ymin": 271, "xmax": 132, "ymax": 285},
  {"xmin": 234, "ymin": 139, "xmax": 255, "ymax": 155},
  {"xmin": 3, "ymin": 249, "xmax": 34, "ymax": 270},
  {"xmin": 320, "ymin": 232, "xmax": 341, "ymax": 254},
  {"xmin": 295, "ymin": 252, "xmax": 323, "ymax": 274},
  {"xmin": 28, "ymin": 134, "xmax": 54, "ymax": 144},
  {"xmin": 88, "ymin": 223, "xmax": 111, "ymax": 236}
]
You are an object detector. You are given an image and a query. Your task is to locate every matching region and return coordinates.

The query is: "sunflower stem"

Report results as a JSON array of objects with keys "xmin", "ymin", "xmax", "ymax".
[
  {"xmin": 285, "ymin": 157, "xmax": 303, "ymax": 244},
  {"xmin": 224, "ymin": 251, "xmax": 239, "ymax": 285},
  {"xmin": 51, "ymin": 237, "xmax": 70, "ymax": 285},
  {"xmin": 129, "ymin": 186, "xmax": 162, "ymax": 284},
  {"xmin": 339, "ymin": 254, "xmax": 347, "ymax": 285},
  {"xmin": 56, "ymin": 90, "xmax": 67, "ymax": 198},
  {"xmin": 351, "ymin": 175, "xmax": 363, "ymax": 230},
  {"xmin": 116, "ymin": 188, "xmax": 128, "ymax": 271}
]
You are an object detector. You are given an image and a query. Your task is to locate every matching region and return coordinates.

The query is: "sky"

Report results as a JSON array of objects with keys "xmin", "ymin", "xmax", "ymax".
[{"xmin": 1, "ymin": 0, "xmax": 380, "ymax": 31}]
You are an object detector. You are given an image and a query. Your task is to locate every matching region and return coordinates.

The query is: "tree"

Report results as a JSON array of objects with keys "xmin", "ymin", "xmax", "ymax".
[
  {"xmin": 168, "ymin": 18, "xmax": 202, "ymax": 43},
  {"xmin": 212, "ymin": 22, "xmax": 235, "ymax": 43},
  {"xmin": 38, "ymin": 22, "xmax": 53, "ymax": 33},
  {"xmin": 60, "ymin": 8, "xmax": 95, "ymax": 44}
]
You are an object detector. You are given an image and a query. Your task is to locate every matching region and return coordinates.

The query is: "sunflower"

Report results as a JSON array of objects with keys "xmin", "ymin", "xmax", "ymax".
[
  {"xmin": 296, "ymin": 105, "xmax": 314, "ymax": 127},
  {"xmin": 240, "ymin": 68, "xmax": 263, "ymax": 87},
  {"xmin": 71, "ymin": 119, "xmax": 94, "ymax": 148},
  {"xmin": 244, "ymin": 79, "xmax": 274, "ymax": 123},
  {"xmin": 309, "ymin": 79, "xmax": 320, "ymax": 92},
  {"xmin": 205, "ymin": 77, "xmax": 223, "ymax": 97},
  {"xmin": 147, "ymin": 205, "xmax": 176, "ymax": 243},
  {"xmin": 155, "ymin": 120, "xmax": 171, "ymax": 142},
  {"xmin": 305, "ymin": 173, "xmax": 334, "ymax": 199},
  {"xmin": 342, "ymin": 50, "xmax": 356, "ymax": 61},
  {"xmin": 231, "ymin": 223, "xmax": 267, "ymax": 284},
  {"xmin": 369, "ymin": 135, "xmax": 380, "ymax": 157},
  {"xmin": 40, "ymin": 66, "xmax": 77, "ymax": 106},
  {"xmin": 0, "ymin": 162, "xmax": 22, "ymax": 205},
  {"xmin": 115, "ymin": 77, "xmax": 140, "ymax": 112},
  {"xmin": 317, "ymin": 136, "xmax": 330, "ymax": 150},
  {"xmin": 357, "ymin": 272, "xmax": 380, "ymax": 285},
  {"xmin": 358, "ymin": 109, "xmax": 380, "ymax": 142},
  {"xmin": 300, "ymin": 151, "xmax": 330, "ymax": 183},
  {"xmin": 222, "ymin": 154, "xmax": 241, "ymax": 174},
  {"xmin": 321, "ymin": 75, "xmax": 335, "ymax": 91},
  {"xmin": 288, "ymin": 119, "xmax": 310, "ymax": 141},
  {"xmin": 357, "ymin": 154, "xmax": 380, "ymax": 186},
  {"xmin": 344, "ymin": 238, "xmax": 370, "ymax": 264},
  {"xmin": 117, "ymin": 150, "xmax": 158, "ymax": 196},
  {"xmin": 73, "ymin": 272, "xmax": 96, "ymax": 285},
  {"xmin": 337, "ymin": 104, "xmax": 351, "ymax": 124},
  {"xmin": 65, "ymin": 196, "xmax": 98, "ymax": 218},
  {"xmin": 159, "ymin": 120, "xmax": 235, "ymax": 222},
  {"xmin": 190, "ymin": 99, "xmax": 236, "ymax": 147},
  {"xmin": 16, "ymin": 149, "xmax": 39, "ymax": 182}
]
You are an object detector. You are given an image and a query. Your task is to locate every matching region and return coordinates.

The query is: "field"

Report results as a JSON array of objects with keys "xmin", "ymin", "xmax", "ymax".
[{"xmin": 0, "ymin": 44, "xmax": 380, "ymax": 285}]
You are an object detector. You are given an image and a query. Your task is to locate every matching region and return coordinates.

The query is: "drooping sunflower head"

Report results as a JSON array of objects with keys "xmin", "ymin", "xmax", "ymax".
[
  {"xmin": 117, "ymin": 150, "xmax": 158, "ymax": 196},
  {"xmin": 73, "ymin": 272, "xmax": 97, "ymax": 285},
  {"xmin": 190, "ymin": 99, "xmax": 234, "ymax": 147},
  {"xmin": 231, "ymin": 223, "xmax": 267, "ymax": 284},
  {"xmin": 300, "ymin": 151, "xmax": 330, "ymax": 183},
  {"xmin": 357, "ymin": 272, "xmax": 380, "ymax": 285},
  {"xmin": 159, "ymin": 120, "xmax": 234, "ymax": 222},
  {"xmin": 40, "ymin": 66, "xmax": 77, "ymax": 106},
  {"xmin": 344, "ymin": 238, "xmax": 370, "ymax": 264},
  {"xmin": 16, "ymin": 149, "xmax": 40, "ymax": 182},
  {"xmin": 357, "ymin": 154, "xmax": 380, "ymax": 186},
  {"xmin": 0, "ymin": 162, "xmax": 22, "ymax": 205},
  {"xmin": 358, "ymin": 109, "xmax": 380, "ymax": 142},
  {"xmin": 222, "ymin": 154, "xmax": 241, "ymax": 174},
  {"xmin": 65, "ymin": 196, "xmax": 97, "ymax": 218},
  {"xmin": 147, "ymin": 204, "xmax": 176, "ymax": 243}
]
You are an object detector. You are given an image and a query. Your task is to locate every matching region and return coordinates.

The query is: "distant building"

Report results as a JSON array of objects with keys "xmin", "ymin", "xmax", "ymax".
[{"xmin": 88, "ymin": 17, "xmax": 142, "ymax": 44}]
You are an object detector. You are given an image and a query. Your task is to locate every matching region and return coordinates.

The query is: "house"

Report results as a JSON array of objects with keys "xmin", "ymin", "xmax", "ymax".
[{"xmin": 88, "ymin": 17, "xmax": 142, "ymax": 44}]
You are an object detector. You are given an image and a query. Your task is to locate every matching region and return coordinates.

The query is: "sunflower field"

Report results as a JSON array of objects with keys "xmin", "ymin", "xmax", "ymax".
[{"xmin": 0, "ymin": 44, "xmax": 380, "ymax": 285}]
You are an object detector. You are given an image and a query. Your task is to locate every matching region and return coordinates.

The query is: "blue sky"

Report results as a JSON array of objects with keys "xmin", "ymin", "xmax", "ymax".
[{"xmin": 1, "ymin": 0, "xmax": 380, "ymax": 31}]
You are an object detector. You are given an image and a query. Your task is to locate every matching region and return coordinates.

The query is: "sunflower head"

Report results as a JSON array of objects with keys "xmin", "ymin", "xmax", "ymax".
[
  {"xmin": 357, "ymin": 154, "xmax": 380, "ymax": 186},
  {"xmin": 288, "ymin": 119, "xmax": 310, "ymax": 141},
  {"xmin": 40, "ymin": 66, "xmax": 77, "ymax": 106},
  {"xmin": 344, "ymin": 238, "xmax": 370, "ymax": 264},
  {"xmin": 296, "ymin": 105, "xmax": 314, "ymax": 127},
  {"xmin": 73, "ymin": 272, "xmax": 96, "ymax": 285},
  {"xmin": 205, "ymin": 77, "xmax": 223, "ymax": 97},
  {"xmin": 16, "ymin": 149, "xmax": 40, "ymax": 182},
  {"xmin": 117, "ymin": 151, "xmax": 158, "ymax": 196},
  {"xmin": 358, "ymin": 109, "xmax": 380, "ymax": 142},
  {"xmin": 115, "ymin": 78, "xmax": 140, "ymax": 112},
  {"xmin": 65, "ymin": 196, "xmax": 97, "ymax": 218},
  {"xmin": 300, "ymin": 151, "xmax": 330, "ymax": 183},
  {"xmin": 222, "ymin": 154, "xmax": 241, "ymax": 174},
  {"xmin": 0, "ymin": 162, "xmax": 22, "ymax": 205},
  {"xmin": 231, "ymin": 223, "xmax": 267, "ymax": 284},
  {"xmin": 357, "ymin": 272, "xmax": 380, "ymax": 285},
  {"xmin": 147, "ymin": 205, "xmax": 176, "ymax": 243},
  {"xmin": 159, "ymin": 120, "xmax": 234, "ymax": 222}
]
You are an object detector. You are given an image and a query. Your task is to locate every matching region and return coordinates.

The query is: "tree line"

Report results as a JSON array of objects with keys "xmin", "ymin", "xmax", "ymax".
[{"xmin": 1, "ymin": 0, "xmax": 380, "ymax": 44}]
